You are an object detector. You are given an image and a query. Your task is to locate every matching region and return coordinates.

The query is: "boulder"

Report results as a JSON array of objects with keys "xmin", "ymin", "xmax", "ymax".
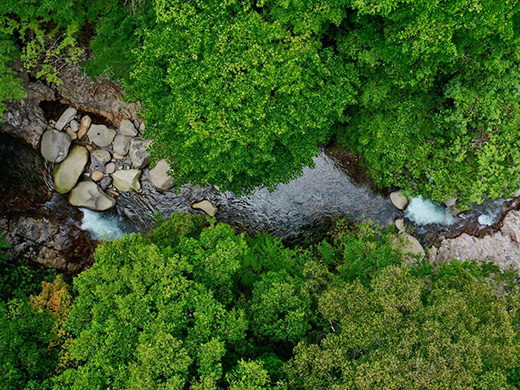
[
  {"xmin": 92, "ymin": 149, "xmax": 111, "ymax": 165},
  {"xmin": 129, "ymin": 138, "xmax": 151, "ymax": 169},
  {"xmin": 105, "ymin": 162, "xmax": 116, "ymax": 174},
  {"xmin": 192, "ymin": 200, "xmax": 217, "ymax": 216},
  {"xmin": 113, "ymin": 134, "xmax": 131, "ymax": 156},
  {"xmin": 390, "ymin": 190, "xmax": 408, "ymax": 210},
  {"xmin": 40, "ymin": 129, "xmax": 71, "ymax": 163},
  {"xmin": 69, "ymin": 181, "xmax": 116, "ymax": 211},
  {"xmin": 69, "ymin": 120, "xmax": 79, "ymax": 132},
  {"xmin": 395, "ymin": 218, "xmax": 405, "ymax": 231},
  {"xmin": 78, "ymin": 115, "xmax": 91, "ymax": 139},
  {"xmin": 392, "ymin": 233, "xmax": 425, "ymax": 259},
  {"xmin": 120, "ymin": 119, "xmax": 138, "ymax": 136},
  {"xmin": 87, "ymin": 124, "xmax": 116, "ymax": 147},
  {"xmin": 149, "ymin": 159, "xmax": 174, "ymax": 191},
  {"xmin": 444, "ymin": 198, "xmax": 457, "ymax": 207},
  {"xmin": 53, "ymin": 145, "xmax": 89, "ymax": 194},
  {"xmin": 112, "ymin": 169, "xmax": 142, "ymax": 192},
  {"xmin": 55, "ymin": 107, "xmax": 77, "ymax": 131}
]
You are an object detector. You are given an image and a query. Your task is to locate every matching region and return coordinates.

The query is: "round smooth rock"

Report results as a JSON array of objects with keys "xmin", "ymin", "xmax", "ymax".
[
  {"xmin": 390, "ymin": 190, "xmax": 409, "ymax": 210},
  {"xmin": 395, "ymin": 218, "xmax": 405, "ymax": 231},
  {"xmin": 69, "ymin": 181, "xmax": 116, "ymax": 211},
  {"xmin": 92, "ymin": 149, "xmax": 111, "ymax": 165},
  {"xmin": 53, "ymin": 145, "xmax": 89, "ymax": 194},
  {"xmin": 87, "ymin": 124, "xmax": 116, "ymax": 147},
  {"xmin": 113, "ymin": 134, "xmax": 131, "ymax": 156},
  {"xmin": 41, "ymin": 130, "xmax": 71, "ymax": 163},
  {"xmin": 69, "ymin": 120, "xmax": 79, "ymax": 132},
  {"xmin": 191, "ymin": 200, "xmax": 217, "ymax": 216},
  {"xmin": 149, "ymin": 159, "xmax": 174, "ymax": 191},
  {"xmin": 91, "ymin": 170, "xmax": 104, "ymax": 182},
  {"xmin": 120, "ymin": 119, "xmax": 138, "ymax": 137},
  {"xmin": 78, "ymin": 115, "xmax": 92, "ymax": 139},
  {"xmin": 105, "ymin": 162, "xmax": 116, "ymax": 174},
  {"xmin": 112, "ymin": 169, "xmax": 142, "ymax": 192},
  {"xmin": 55, "ymin": 107, "xmax": 77, "ymax": 131}
]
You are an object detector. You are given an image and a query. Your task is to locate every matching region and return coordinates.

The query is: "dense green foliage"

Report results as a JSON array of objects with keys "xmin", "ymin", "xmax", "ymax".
[
  {"xmin": 0, "ymin": 237, "xmax": 69, "ymax": 390},
  {"xmin": 43, "ymin": 214, "xmax": 520, "ymax": 389},
  {"xmin": 4, "ymin": 1, "xmax": 520, "ymax": 202}
]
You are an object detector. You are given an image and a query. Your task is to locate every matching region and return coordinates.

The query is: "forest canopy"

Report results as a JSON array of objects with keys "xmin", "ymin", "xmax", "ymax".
[
  {"xmin": 2, "ymin": 215, "xmax": 520, "ymax": 389},
  {"xmin": 2, "ymin": 0, "xmax": 520, "ymax": 200}
]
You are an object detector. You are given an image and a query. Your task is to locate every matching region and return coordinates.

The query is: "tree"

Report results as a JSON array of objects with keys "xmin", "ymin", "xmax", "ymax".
[
  {"xmin": 288, "ymin": 264, "xmax": 520, "ymax": 389},
  {"xmin": 127, "ymin": 0, "xmax": 356, "ymax": 193}
]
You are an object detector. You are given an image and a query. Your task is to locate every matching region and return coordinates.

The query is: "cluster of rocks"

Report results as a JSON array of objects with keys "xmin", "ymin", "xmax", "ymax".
[
  {"xmin": 40, "ymin": 107, "xmax": 175, "ymax": 211},
  {"xmin": 389, "ymin": 190, "xmax": 425, "ymax": 258}
]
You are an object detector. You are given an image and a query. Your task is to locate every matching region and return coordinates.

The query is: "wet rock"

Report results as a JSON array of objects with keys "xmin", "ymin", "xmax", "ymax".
[
  {"xmin": 390, "ymin": 190, "xmax": 408, "ymax": 210},
  {"xmin": 91, "ymin": 170, "xmax": 104, "ymax": 182},
  {"xmin": 78, "ymin": 115, "xmax": 91, "ymax": 139},
  {"xmin": 105, "ymin": 162, "xmax": 116, "ymax": 174},
  {"xmin": 87, "ymin": 124, "xmax": 116, "ymax": 147},
  {"xmin": 40, "ymin": 129, "xmax": 71, "ymax": 163},
  {"xmin": 149, "ymin": 159, "xmax": 174, "ymax": 191},
  {"xmin": 55, "ymin": 107, "xmax": 77, "ymax": 130},
  {"xmin": 92, "ymin": 149, "xmax": 111, "ymax": 165},
  {"xmin": 433, "ymin": 210, "xmax": 520, "ymax": 270},
  {"xmin": 53, "ymin": 145, "xmax": 89, "ymax": 194},
  {"xmin": 192, "ymin": 200, "xmax": 217, "ymax": 216},
  {"xmin": 69, "ymin": 120, "xmax": 79, "ymax": 132},
  {"xmin": 120, "ymin": 119, "xmax": 138, "ymax": 136},
  {"xmin": 113, "ymin": 134, "xmax": 131, "ymax": 156},
  {"xmin": 129, "ymin": 137, "xmax": 151, "ymax": 169},
  {"xmin": 113, "ymin": 169, "xmax": 142, "ymax": 192},
  {"xmin": 69, "ymin": 181, "xmax": 116, "ymax": 211}
]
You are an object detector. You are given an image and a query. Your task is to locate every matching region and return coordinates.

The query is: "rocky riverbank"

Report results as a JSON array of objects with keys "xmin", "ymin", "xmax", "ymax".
[{"xmin": 2, "ymin": 65, "xmax": 520, "ymax": 273}]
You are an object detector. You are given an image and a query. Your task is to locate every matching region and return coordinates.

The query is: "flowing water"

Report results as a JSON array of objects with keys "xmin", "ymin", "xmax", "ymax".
[
  {"xmin": 1, "ymin": 130, "xmax": 517, "ymax": 250},
  {"xmin": 115, "ymin": 153, "xmax": 401, "ymax": 243}
]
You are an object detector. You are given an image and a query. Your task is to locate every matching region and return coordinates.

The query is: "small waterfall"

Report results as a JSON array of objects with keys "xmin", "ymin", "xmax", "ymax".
[
  {"xmin": 80, "ymin": 208, "xmax": 126, "ymax": 241},
  {"xmin": 404, "ymin": 196, "xmax": 456, "ymax": 226}
]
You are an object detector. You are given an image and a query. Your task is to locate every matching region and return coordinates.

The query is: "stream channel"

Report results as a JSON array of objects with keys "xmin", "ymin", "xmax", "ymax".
[{"xmin": 2, "ymin": 130, "xmax": 518, "ymax": 252}]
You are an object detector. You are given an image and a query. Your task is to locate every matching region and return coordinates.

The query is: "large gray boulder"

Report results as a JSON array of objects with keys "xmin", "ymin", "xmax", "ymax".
[
  {"xmin": 69, "ymin": 181, "xmax": 116, "ymax": 211},
  {"xmin": 87, "ymin": 124, "xmax": 116, "ymax": 147},
  {"xmin": 112, "ymin": 169, "xmax": 142, "ymax": 192},
  {"xmin": 120, "ymin": 119, "xmax": 138, "ymax": 136},
  {"xmin": 113, "ymin": 134, "xmax": 131, "ymax": 156},
  {"xmin": 129, "ymin": 138, "xmax": 151, "ymax": 169},
  {"xmin": 53, "ymin": 145, "xmax": 89, "ymax": 194},
  {"xmin": 40, "ymin": 129, "xmax": 71, "ymax": 163},
  {"xmin": 55, "ymin": 107, "xmax": 77, "ymax": 131},
  {"xmin": 149, "ymin": 159, "xmax": 174, "ymax": 191}
]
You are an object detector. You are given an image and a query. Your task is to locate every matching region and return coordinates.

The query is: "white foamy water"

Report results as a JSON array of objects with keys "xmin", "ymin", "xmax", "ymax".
[
  {"xmin": 80, "ymin": 208, "xmax": 125, "ymax": 241},
  {"xmin": 404, "ymin": 196, "xmax": 456, "ymax": 226}
]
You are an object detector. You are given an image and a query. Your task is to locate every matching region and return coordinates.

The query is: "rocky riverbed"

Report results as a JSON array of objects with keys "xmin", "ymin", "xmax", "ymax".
[{"xmin": 2, "ymin": 65, "xmax": 520, "ymax": 273}]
